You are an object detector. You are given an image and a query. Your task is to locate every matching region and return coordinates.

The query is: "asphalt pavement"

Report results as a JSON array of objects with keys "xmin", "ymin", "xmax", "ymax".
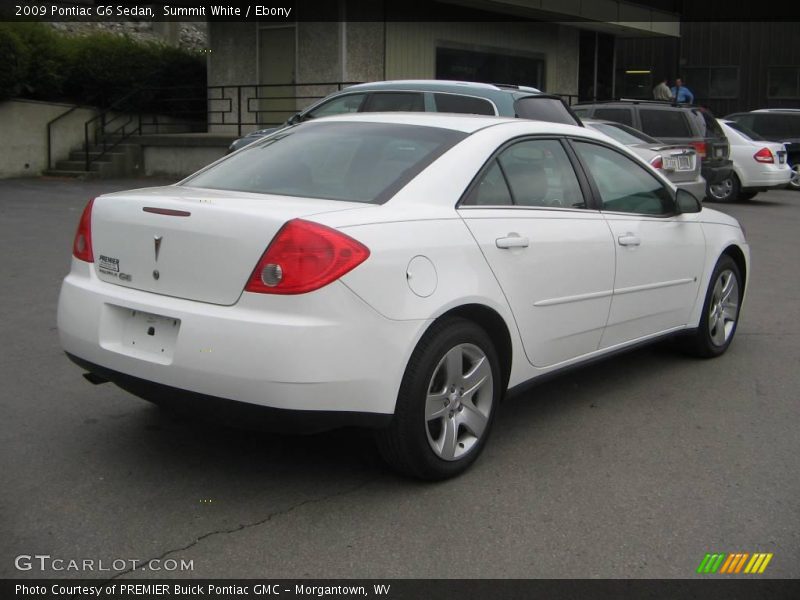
[{"xmin": 1, "ymin": 177, "xmax": 798, "ymax": 579}]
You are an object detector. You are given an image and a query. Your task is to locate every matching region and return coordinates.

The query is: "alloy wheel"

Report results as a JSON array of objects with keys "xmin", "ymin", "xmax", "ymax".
[
  {"xmin": 425, "ymin": 343, "xmax": 493, "ymax": 461},
  {"xmin": 790, "ymin": 164, "xmax": 800, "ymax": 190},
  {"xmin": 709, "ymin": 177, "xmax": 734, "ymax": 201},
  {"xmin": 708, "ymin": 269, "xmax": 740, "ymax": 347}
]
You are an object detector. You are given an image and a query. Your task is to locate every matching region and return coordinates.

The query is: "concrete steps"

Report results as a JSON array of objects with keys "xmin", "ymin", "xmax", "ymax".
[{"xmin": 44, "ymin": 142, "xmax": 143, "ymax": 178}]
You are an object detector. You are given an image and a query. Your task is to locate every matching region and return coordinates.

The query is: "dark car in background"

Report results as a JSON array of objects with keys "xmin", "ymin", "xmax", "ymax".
[
  {"xmin": 227, "ymin": 80, "xmax": 583, "ymax": 152},
  {"xmin": 724, "ymin": 109, "xmax": 800, "ymax": 190},
  {"xmin": 572, "ymin": 100, "xmax": 732, "ymax": 198}
]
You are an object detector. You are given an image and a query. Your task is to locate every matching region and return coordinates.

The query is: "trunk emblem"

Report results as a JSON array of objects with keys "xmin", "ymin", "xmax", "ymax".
[{"xmin": 154, "ymin": 235, "xmax": 163, "ymax": 261}]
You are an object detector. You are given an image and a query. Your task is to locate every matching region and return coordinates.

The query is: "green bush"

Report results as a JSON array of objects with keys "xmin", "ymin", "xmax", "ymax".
[
  {"xmin": 8, "ymin": 23, "xmax": 69, "ymax": 100},
  {"xmin": 0, "ymin": 23, "xmax": 206, "ymax": 111},
  {"xmin": 0, "ymin": 26, "xmax": 29, "ymax": 101}
]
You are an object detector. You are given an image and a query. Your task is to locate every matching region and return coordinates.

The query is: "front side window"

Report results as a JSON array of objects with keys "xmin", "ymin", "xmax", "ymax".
[
  {"xmin": 184, "ymin": 122, "xmax": 466, "ymax": 204},
  {"xmin": 305, "ymin": 93, "xmax": 366, "ymax": 119},
  {"xmin": 463, "ymin": 139, "xmax": 585, "ymax": 208},
  {"xmin": 573, "ymin": 141, "xmax": 674, "ymax": 215},
  {"xmin": 362, "ymin": 92, "xmax": 425, "ymax": 112}
]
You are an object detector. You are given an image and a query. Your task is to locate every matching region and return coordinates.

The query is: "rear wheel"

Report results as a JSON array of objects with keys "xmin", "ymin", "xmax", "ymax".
[
  {"xmin": 680, "ymin": 255, "xmax": 742, "ymax": 358},
  {"xmin": 789, "ymin": 163, "xmax": 800, "ymax": 190},
  {"xmin": 707, "ymin": 173, "xmax": 740, "ymax": 202},
  {"xmin": 376, "ymin": 317, "xmax": 501, "ymax": 480}
]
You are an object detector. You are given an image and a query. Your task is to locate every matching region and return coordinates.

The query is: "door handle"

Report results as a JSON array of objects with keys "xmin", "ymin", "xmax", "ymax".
[
  {"xmin": 496, "ymin": 235, "xmax": 529, "ymax": 249},
  {"xmin": 617, "ymin": 234, "xmax": 641, "ymax": 247}
]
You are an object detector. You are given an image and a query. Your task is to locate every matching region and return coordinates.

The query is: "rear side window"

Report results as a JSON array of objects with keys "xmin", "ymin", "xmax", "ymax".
[
  {"xmin": 639, "ymin": 109, "xmax": 693, "ymax": 138},
  {"xmin": 184, "ymin": 122, "xmax": 466, "ymax": 204},
  {"xmin": 462, "ymin": 160, "xmax": 513, "ymax": 206},
  {"xmin": 463, "ymin": 139, "xmax": 585, "ymax": 208},
  {"xmin": 362, "ymin": 92, "xmax": 425, "ymax": 112},
  {"xmin": 433, "ymin": 93, "xmax": 496, "ymax": 115},
  {"xmin": 594, "ymin": 108, "xmax": 634, "ymax": 127},
  {"xmin": 514, "ymin": 97, "xmax": 581, "ymax": 126},
  {"xmin": 750, "ymin": 114, "xmax": 800, "ymax": 138},
  {"xmin": 306, "ymin": 93, "xmax": 366, "ymax": 119}
]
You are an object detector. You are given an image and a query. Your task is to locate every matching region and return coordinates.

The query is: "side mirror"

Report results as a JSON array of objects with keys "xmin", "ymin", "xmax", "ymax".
[{"xmin": 676, "ymin": 188, "xmax": 702, "ymax": 213}]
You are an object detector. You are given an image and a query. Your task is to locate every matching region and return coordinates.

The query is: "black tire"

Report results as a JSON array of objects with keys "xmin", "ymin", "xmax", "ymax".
[
  {"xmin": 738, "ymin": 191, "xmax": 758, "ymax": 201},
  {"xmin": 680, "ymin": 254, "xmax": 743, "ymax": 358},
  {"xmin": 789, "ymin": 163, "xmax": 800, "ymax": 191},
  {"xmin": 375, "ymin": 317, "xmax": 502, "ymax": 480},
  {"xmin": 706, "ymin": 173, "xmax": 740, "ymax": 203}
]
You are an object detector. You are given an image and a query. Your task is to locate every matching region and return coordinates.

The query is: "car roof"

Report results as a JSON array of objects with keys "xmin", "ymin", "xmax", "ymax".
[
  {"xmin": 575, "ymin": 100, "xmax": 697, "ymax": 110},
  {"xmin": 305, "ymin": 111, "xmax": 598, "ymax": 137},
  {"xmin": 752, "ymin": 108, "xmax": 800, "ymax": 113},
  {"xmin": 343, "ymin": 79, "xmax": 542, "ymax": 99}
]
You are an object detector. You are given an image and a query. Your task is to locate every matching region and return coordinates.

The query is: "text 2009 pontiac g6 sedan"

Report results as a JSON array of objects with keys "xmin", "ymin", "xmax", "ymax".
[{"xmin": 58, "ymin": 114, "xmax": 749, "ymax": 480}]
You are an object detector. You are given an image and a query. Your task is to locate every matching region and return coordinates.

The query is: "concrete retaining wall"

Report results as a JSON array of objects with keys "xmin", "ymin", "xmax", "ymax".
[
  {"xmin": 0, "ymin": 99, "xmax": 98, "ymax": 178},
  {"xmin": 136, "ymin": 133, "xmax": 234, "ymax": 177}
]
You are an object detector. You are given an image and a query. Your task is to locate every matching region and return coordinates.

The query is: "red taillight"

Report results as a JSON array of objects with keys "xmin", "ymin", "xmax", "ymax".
[
  {"xmin": 72, "ymin": 198, "xmax": 95, "ymax": 262},
  {"xmin": 245, "ymin": 219, "xmax": 370, "ymax": 295},
  {"xmin": 753, "ymin": 147, "xmax": 774, "ymax": 163},
  {"xmin": 690, "ymin": 142, "xmax": 707, "ymax": 158},
  {"xmin": 649, "ymin": 155, "xmax": 663, "ymax": 169}
]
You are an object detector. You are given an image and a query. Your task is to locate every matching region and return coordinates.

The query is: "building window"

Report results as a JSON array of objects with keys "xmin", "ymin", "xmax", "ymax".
[
  {"xmin": 616, "ymin": 69, "xmax": 653, "ymax": 100},
  {"xmin": 436, "ymin": 46, "xmax": 545, "ymax": 90},
  {"xmin": 768, "ymin": 67, "xmax": 800, "ymax": 98},
  {"xmin": 682, "ymin": 67, "xmax": 739, "ymax": 100}
]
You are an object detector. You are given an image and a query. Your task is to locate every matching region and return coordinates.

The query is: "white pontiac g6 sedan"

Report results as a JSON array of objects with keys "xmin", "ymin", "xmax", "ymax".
[{"xmin": 58, "ymin": 113, "xmax": 750, "ymax": 480}]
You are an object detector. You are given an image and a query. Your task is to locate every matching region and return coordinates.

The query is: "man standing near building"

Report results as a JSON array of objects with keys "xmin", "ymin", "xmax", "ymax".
[
  {"xmin": 653, "ymin": 76, "xmax": 673, "ymax": 101},
  {"xmin": 671, "ymin": 77, "xmax": 694, "ymax": 104}
]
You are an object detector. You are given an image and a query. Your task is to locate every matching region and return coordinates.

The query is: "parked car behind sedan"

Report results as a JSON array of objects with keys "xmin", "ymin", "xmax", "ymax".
[
  {"xmin": 706, "ymin": 119, "xmax": 792, "ymax": 202},
  {"xmin": 724, "ymin": 109, "xmax": 800, "ymax": 190},
  {"xmin": 583, "ymin": 119, "xmax": 705, "ymax": 200},
  {"xmin": 572, "ymin": 100, "xmax": 732, "ymax": 199},
  {"xmin": 59, "ymin": 113, "xmax": 749, "ymax": 480},
  {"xmin": 227, "ymin": 79, "xmax": 582, "ymax": 153}
]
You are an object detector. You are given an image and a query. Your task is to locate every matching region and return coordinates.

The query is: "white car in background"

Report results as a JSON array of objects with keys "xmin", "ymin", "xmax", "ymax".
[
  {"xmin": 58, "ymin": 114, "xmax": 750, "ymax": 480},
  {"xmin": 708, "ymin": 119, "xmax": 792, "ymax": 202}
]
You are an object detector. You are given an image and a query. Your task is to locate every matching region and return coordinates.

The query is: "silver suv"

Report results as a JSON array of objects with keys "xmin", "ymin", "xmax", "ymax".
[{"xmin": 228, "ymin": 80, "xmax": 582, "ymax": 152}]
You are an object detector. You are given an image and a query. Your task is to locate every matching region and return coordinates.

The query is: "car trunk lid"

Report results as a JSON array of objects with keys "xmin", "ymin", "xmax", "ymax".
[{"xmin": 90, "ymin": 186, "xmax": 368, "ymax": 305}]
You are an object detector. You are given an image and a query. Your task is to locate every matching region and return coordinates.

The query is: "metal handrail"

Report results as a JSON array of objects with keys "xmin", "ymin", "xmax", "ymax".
[{"xmin": 46, "ymin": 104, "xmax": 81, "ymax": 170}]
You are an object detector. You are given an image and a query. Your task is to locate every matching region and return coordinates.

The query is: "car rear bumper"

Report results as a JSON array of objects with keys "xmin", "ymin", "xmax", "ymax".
[
  {"xmin": 674, "ymin": 177, "xmax": 707, "ymax": 200},
  {"xmin": 702, "ymin": 159, "xmax": 733, "ymax": 185},
  {"xmin": 740, "ymin": 166, "xmax": 792, "ymax": 190},
  {"xmin": 67, "ymin": 353, "xmax": 392, "ymax": 433},
  {"xmin": 58, "ymin": 259, "xmax": 426, "ymax": 419}
]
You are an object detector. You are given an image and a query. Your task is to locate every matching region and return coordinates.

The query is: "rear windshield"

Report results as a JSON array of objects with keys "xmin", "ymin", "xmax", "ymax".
[
  {"xmin": 514, "ymin": 96, "xmax": 581, "ymax": 126},
  {"xmin": 589, "ymin": 122, "xmax": 660, "ymax": 145},
  {"xmin": 726, "ymin": 121, "xmax": 764, "ymax": 141},
  {"xmin": 689, "ymin": 109, "xmax": 726, "ymax": 139},
  {"xmin": 184, "ymin": 122, "xmax": 467, "ymax": 204}
]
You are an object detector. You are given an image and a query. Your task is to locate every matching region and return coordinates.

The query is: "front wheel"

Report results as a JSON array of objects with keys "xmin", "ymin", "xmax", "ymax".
[
  {"xmin": 680, "ymin": 255, "xmax": 743, "ymax": 358},
  {"xmin": 375, "ymin": 317, "xmax": 501, "ymax": 480}
]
